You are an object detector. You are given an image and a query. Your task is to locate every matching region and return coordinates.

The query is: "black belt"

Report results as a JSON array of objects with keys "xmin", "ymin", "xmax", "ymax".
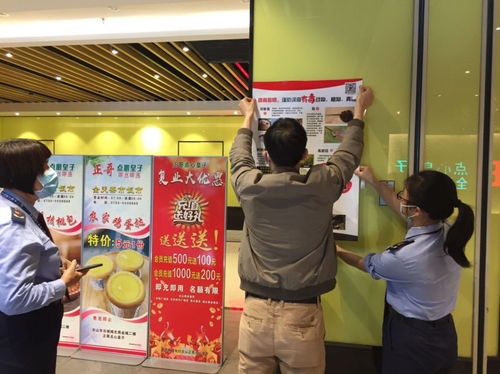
[
  {"xmin": 388, "ymin": 304, "xmax": 452, "ymax": 328},
  {"xmin": 246, "ymin": 292, "xmax": 319, "ymax": 304}
]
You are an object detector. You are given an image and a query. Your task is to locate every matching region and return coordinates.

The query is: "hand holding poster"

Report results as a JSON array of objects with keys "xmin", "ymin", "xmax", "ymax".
[{"xmin": 253, "ymin": 79, "xmax": 362, "ymax": 240}]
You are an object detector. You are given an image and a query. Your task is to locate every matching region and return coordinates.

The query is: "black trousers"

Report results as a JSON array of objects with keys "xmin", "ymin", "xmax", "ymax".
[
  {"xmin": 0, "ymin": 301, "xmax": 63, "ymax": 374},
  {"xmin": 382, "ymin": 306, "xmax": 457, "ymax": 374}
]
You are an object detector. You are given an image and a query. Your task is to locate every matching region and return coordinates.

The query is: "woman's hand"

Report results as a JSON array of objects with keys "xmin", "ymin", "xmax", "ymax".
[
  {"xmin": 60, "ymin": 259, "xmax": 83, "ymax": 287},
  {"xmin": 354, "ymin": 165, "xmax": 378, "ymax": 186}
]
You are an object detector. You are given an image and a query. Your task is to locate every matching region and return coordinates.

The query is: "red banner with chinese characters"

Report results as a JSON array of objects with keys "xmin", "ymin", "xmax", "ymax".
[{"xmin": 150, "ymin": 157, "xmax": 226, "ymax": 365}]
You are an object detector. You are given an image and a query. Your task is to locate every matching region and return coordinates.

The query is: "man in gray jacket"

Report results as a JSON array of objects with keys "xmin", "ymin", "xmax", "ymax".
[{"xmin": 230, "ymin": 86, "xmax": 373, "ymax": 374}]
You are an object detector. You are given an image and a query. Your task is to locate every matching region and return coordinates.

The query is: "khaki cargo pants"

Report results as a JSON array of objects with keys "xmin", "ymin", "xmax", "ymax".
[{"xmin": 238, "ymin": 295, "xmax": 325, "ymax": 374}]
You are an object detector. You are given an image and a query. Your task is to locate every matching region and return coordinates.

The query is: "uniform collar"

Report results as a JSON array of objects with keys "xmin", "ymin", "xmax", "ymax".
[
  {"xmin": 2, "ymin": 189, "xmax": 40, "ymax": 218},
  {"xmin": 405, "ymin": 222, "xmax": 443, "ymax": 239}
]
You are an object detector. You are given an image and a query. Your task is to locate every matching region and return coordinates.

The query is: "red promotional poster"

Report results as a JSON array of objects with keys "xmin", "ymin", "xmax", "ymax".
[{"xmin": 149, "ymin": 156, "xmax": 226, "ymax": 368}]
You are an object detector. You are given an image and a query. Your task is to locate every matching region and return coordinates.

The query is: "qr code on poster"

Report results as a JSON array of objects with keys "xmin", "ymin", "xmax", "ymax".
[{"xmin": 345, "ymin": 82, "xmax": 357, "ymax": 95}]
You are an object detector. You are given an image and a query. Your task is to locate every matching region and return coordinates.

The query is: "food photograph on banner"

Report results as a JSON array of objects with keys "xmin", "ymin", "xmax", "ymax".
[
  {"xmin": 80, "ymin": 155, "xmax": 152, "ymax": 356},
  {"xmin": 35, "ymin": 155, "xmax": 83, "ymax": 348},
  {"xmin": 149, "ymin": 156, "xmax": 226, "ymax": 367},
  {"xmin": 253, "ymin": 79, "xmax": 362, "ymax": 240}
]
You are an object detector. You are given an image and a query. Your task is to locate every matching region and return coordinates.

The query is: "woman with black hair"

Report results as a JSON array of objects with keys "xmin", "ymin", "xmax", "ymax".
[
  {"xmin": 336, "ymin": 166, "xmax": 474, "ymax": 374},
  {"xmin": 0, "ymin": 138, "xmax": 83, "ymax": 374}
]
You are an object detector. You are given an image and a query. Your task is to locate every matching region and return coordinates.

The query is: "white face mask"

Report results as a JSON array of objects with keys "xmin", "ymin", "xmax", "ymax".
[{"xmin": 399, "ymin": 203, "xmax": 418, "ymax": 225}]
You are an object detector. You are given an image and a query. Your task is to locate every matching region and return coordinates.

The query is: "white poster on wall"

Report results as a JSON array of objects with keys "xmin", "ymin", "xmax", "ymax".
[{"xmin": 253, "ymin": 79, "xmax": 362, "ymax": 240}]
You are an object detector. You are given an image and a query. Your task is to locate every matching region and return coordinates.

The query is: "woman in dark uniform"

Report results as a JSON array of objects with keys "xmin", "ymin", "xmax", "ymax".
[
  {"xmin": 337, "ymin": 166, "xmax": 474, "ymax": 374},
  {"xmin": 0, "ymin": 138, "xmax": 83, "ymax": 374}
]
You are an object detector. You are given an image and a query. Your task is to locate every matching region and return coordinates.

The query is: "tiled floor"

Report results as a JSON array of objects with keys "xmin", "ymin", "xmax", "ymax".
[{"xmin": 56, "ymin": 309, "xmax": 241, "ymax": 374}]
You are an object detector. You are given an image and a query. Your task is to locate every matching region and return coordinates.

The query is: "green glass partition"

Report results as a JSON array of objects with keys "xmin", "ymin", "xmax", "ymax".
[
  {"xmin": 487, "ymin": 1, "xmax": 500, "ymax": 369},
  {"xmin": 423, "ymin": 0, "xmax": 483, "ymax": 360}
]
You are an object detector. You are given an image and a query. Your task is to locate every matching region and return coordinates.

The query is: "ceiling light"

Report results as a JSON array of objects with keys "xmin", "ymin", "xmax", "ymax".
[
  {"xmin": 154, "ymin": 74, "xmax": 160, "ymax": 79},
  {"xmin": 97, "ymin": 112, "xmax": 102, "ymax": 115},
  {"xmin": 55, "ymin": 76, "xmax": 62, "ymax": 81},
  {"xmin": 233, "ymin": 111, "xmax": 239, "ymax": 115},
  {"xmin": 111, "ymin": 49, "xmax": 119, "ymax": 55},
  {"xmin": 465, "ymin": 70, "xmax": 470, "ymax": 74},
  {"xmin": 186, "ymin": 112, "xmax": 191, "ymax": 115},
  {"xmin": 15, "ymin": 112, "xmax": 19, "ymax": 116},
  {"xmin": 202, "ymin": 73, "xmax": 208, "ymax": 78},
  {"xmin": 5, "ymin": 52, "xmax": 13, "ymax": 58},
  {"xmin": 182, "ymin": 46, "xmax": 190, "ymax": 52},
  {"xmin": 56, "ymin": 112, "xmax": 61, "ymax": 116},
  {"xmin": 496, "ymin": 27, "xmax": 500, "ymax": 31}
]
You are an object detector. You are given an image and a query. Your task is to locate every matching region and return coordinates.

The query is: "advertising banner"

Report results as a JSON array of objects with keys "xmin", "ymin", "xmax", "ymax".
[
  {"xmin": 35, "ymin": 155, "xmax": 83, "ymax": 348},
  {"xmin": 80, "ymin": 156, "xmax": 151, "ymax": 356},
  {"xmin": 147, "ymin": 156, "xmax": 226, "ymax": 371},
  {"xmin": 253, "ymin": 79, "xmax": 362, "ymax": 240}
]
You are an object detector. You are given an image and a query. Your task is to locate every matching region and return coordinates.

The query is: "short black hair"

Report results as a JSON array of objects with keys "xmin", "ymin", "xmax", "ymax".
[
  {"xmin": 263, "ymin": 118, "xmax": 307, "ymax": 167},
  {"xmin": 0, "ymin": 139, "xmax": 51, "ymax": 194}
]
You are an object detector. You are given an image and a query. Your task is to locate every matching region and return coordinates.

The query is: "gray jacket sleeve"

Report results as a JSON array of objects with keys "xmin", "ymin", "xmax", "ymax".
[
  {"xmin": 229, "ymin": 128, "xmax": 262, "ymax": 198},
  {"xmin": 321, "ymin": 118, "xmax": 364, "ymax": 193}
]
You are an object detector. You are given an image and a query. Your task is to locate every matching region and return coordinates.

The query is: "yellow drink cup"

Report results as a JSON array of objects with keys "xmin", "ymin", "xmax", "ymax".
[
  {"xmin": 86, "ymin": 255, "xmax": 114, "ymax": 290},
  {"xmin": 116, "ymin": 249, "xmax": 144, "ymax": 277},
  {"xmin": 106, "ymin": 271, "xmax": 145, "ymax": 319}
]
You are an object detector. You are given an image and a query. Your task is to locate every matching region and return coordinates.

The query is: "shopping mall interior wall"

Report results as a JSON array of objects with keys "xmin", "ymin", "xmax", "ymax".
[
  {"xmin": 254, "ymin": 0, "xmax": 413, "ymax": 348},
  {"xmin": 0, "ymin": 116, "xmax": 242, "ymax": 207}
]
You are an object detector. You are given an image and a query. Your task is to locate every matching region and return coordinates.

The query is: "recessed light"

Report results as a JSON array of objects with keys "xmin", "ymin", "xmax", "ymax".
[
  {"xmin": 55, "ymin": 76, "xmax": 62, "ymax": 81},
  {"xmin": 186, "ymin": 112, "xmax": 191, "ymax": 115},
  {"xmin": 496, "ymin": 27, "xmax": 500, "ymax": 31},
  {"xmin": 465, "ymin": 70, "xmax": 470, "ymax": 74},
  {"xmin": 154, "ymin": 74, "xmax": 160, "ymax": 79},
  {"xmin": 56, "ymin": 112, "xmax": 61, "ymax": 116},
  {"xmin": 111, "ymin": 49, "xmax": 119, "ymax": 55},
  {"xmin": 182, "ymin": 46, "xmax": 190, "ymax": 52},
  {"xmin": 5, "ymin": 52, "xmax": 13, "ymax": 58},
  {"xmin": 97, "ymin": 112, "xmax": 102, "ymax": 115},
  {"xmin": 233, "ymin": 111, "xmax": 239, "ymax": 115},
  {"xmin": 202, "ymin": 73, "xmax": 208, "ymax": 78},
  {"xmin": 15, "ymin": 112, "xmax": 19, "ymax": 116}
]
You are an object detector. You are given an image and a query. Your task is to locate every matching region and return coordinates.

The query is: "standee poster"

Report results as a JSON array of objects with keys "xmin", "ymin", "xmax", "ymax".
[
  {"xmin": 80, "ymin": 155, "xmax": 151, "ymax": 356},
  {"xmin": 35, "ymin": 155, "xmax": 83, "ymax": 347},
  {"xmin": 149, "ymin": 156, "xmax": 226, "ymax": 369},
  {"xmin": 253, "ymin": 79, "xmax": 362, "ymax": 240}
]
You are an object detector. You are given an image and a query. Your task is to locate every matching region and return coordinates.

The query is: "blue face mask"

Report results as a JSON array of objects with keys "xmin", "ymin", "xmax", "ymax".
[{"xmin": 35, "ymin": 167, "xmax": 59, "ymax": 199}]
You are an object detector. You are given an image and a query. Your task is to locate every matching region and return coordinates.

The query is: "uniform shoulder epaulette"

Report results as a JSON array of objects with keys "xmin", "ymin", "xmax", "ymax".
[
  {"xmin": 10, "ymin": 207, "xmax": 26, "ymax": 225},
  {"xmin": 386, "ymin": 239, "xmax": 414, "ymax": 252}
]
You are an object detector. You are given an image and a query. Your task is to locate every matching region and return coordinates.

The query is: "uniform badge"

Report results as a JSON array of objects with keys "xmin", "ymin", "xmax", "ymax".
[
  {"xmin": 386, "ymin": 239, "xmax": 414, "ymax": 252},
  {"xmin": 11, "ymin": 207, "xmax": 26, "ymax": 225}
]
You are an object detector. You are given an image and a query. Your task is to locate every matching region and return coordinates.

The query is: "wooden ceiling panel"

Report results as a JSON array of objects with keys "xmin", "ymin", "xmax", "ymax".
[
  {"xmin": 0, "ymin": 64, "xmax": 105, "ymax": 101},
  {"xmin": 0, "ymin": 40, "xmax": 250, "ymax": 104}
]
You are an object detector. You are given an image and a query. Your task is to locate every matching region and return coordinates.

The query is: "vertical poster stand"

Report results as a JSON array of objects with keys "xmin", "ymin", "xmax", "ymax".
[
  {"xmin": 73, "ymin": 155, "xmax": 152, "ymax": 365},
  {"xmin": 35, "ymin": 155, "xmax": 84, "ymax": 357},
  {"xmin": 143, "ymin": 156, "xmax": 227, "ymax": 373}
]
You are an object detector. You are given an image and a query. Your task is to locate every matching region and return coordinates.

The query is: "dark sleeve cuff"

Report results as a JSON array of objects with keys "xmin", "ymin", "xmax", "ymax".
[
  {"xmin": 347, "ymin": 119, "xmax": 365, "ymax": 129},
  {"xmin": 237, "ymin": 128, "xmax": 253, "ymax": 136}
]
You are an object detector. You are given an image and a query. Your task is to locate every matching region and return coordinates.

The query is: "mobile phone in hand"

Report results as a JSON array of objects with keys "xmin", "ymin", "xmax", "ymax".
[{"xmin": 76, "ymin": 263, "xmax": 103, "ymax": 272}]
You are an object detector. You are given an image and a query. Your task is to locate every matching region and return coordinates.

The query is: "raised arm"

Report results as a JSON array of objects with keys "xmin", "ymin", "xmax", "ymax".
[
  {"xmin": 323, "ymin": 86, "xmax": 374, "ymax": 193},
  {"xmin": 355, "ymin": 166, "xmax": 401, "ymax": 216},
  {"xmin": 229, "ymin": 98, "xmax": 261, "ymax": 197}
]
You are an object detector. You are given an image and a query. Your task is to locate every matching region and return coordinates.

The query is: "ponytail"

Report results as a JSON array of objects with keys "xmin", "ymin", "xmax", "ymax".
[
  {"xmin": 444, "ymin": 200, "xmax": 474, "ymax": 268},
  {"xmin": 405, "ymin": 171, "xmax": 475, "ymax": 268}
]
